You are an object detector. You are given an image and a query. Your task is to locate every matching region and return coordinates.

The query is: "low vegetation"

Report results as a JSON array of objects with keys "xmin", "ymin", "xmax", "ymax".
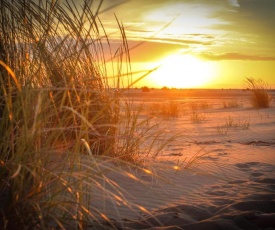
[
  {"xmin": 217, "ymin": 115, "xmax": 250, "ymax": 134},
  {"xmin": 190, "ymin": 110, "xmax": 207, "ymax": 123},
  {"xmin": 189, "ymin": 102, "xmax": 209, "ymax": 122},
  {"xmin": 190, "ymin": 101, "xmax": 212, "ymax": 111},
  {"xmin": 199, "ymin": 101, "xmax": 213, "ymax": 110},
  {"xmin": 223, "ymin": 100, "xmax": 242, "ymax": 108},
  {"xmin": 0, "ymin": 1, "xmax": 177, "ymax": 229},
  {"xmin": 141, "ymin": 86, "xmax": 150, "ymax": 92},
  {"xmin": 245, "ymin": 77, "xmax": 272, "ymax": 108},
  {"xmin": 147, "ymin": 101, "xmax": 180, "ymax": 117}
]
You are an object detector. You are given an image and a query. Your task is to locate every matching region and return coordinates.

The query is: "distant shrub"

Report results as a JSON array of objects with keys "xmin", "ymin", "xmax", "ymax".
[
  {"xmin": 162, "ymin": 101, "xmax": 180, "ymax": 117},
  {"xmin": 199, "ymin": 101, "xmax": 212, "ymax": 110},
  {"xmin": 189, "ymin": 102, "xmax": 212, "ymax": 111},
  {"xmin": 141, "ymin": 86, "xmax": 150, "ymax": 92},
  {"xmin": 223, "ymin": 100, "xmax": 241, "ymax": 108},
  {"xmin": 189, "ymin": 102, "xmax": 207, "ymax": 122},
  {"xmin": 148, "ymin": 101, "xmax": 180, "ymax": 117},
  {"xmin": 245, "ymin": 77, "xmax": 272, "ymax": 108},
  {"xmin": 190, "ymin": 110, "xmax": 206, "ymax": 123}
]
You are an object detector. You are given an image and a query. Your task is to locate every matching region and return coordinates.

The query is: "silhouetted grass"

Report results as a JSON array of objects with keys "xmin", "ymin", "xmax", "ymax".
[
  {"xmin": 245, "ymin": 77, "xmax": 272, "ymax": 108},
  {"xmin": 0, "ymin": 0, "xmax": 179, "ymax": 229}
]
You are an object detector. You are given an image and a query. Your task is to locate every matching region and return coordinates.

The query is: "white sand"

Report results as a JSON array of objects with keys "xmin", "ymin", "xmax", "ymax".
[{"xmin": 89, "ymin": 89, "xmax": 275, "ymax": 229}]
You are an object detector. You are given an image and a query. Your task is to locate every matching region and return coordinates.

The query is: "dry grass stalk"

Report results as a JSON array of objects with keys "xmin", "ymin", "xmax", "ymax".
[
  {"xmin": 245, "ymin": 77, "xmax": 272, "ymax": 108},
  {"xmin": 0, "ymin": 0, "xmax": 182, "ymax": 228}
]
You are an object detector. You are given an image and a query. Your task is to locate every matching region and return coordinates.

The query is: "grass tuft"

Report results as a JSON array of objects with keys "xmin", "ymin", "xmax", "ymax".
[
  {"xmin": 245, "ymin": 77, "xmax": 272, "ymax": 108},
  {"xmin": 147, "ymin": 101, "xmax": 180, "ymax": 118},
  {"xmin": 189, "ymin": 102, "xmax": 208, "ymax": 123},
  {"xmin": 217, "ymin": 115, "xmax": 250, "ymax": 134},
  {"xmin": 0, "ymin": 0, "xmax": 181, "ymax": 228},
  {"xmin": 222, "ymin": 100, "xmax": 242, "ymax": 108}
]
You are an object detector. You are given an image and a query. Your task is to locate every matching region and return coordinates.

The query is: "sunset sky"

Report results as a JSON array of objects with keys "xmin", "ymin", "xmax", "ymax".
[{"xmin": 97, "ymin": 0, "xmax": 275, "ymax": 89}]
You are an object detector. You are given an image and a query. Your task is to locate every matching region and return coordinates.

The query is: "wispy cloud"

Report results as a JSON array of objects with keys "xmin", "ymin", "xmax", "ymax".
[
  {"xmin": 227, "ymin": 0, "xmax": 240, "ymax": 7},
  {"xmin": 146, "ymin": 37, "xmax": 213, "ymax": 46},
  {"xmin": 209, "ymin": 0, "xmax": 275, "ymax": 38},
  {"xmin": 99, "ymin": 0, "xmax": 275, "ymax": 62},
  {"xmin": 198, "ymin": 52, "xmax": 275, "ymax": 61}
]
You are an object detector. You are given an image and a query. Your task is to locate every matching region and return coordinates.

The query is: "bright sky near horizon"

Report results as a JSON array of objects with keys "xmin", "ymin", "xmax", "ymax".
[{"xmin": 97, "ymin": 0, "xmax": 275, "ymax": 89}]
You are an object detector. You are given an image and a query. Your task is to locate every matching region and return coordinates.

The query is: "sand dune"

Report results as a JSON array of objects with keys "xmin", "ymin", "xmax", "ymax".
[{"xmin": 89, "ymin": 89, "xmax": 275, "ymax": 229}]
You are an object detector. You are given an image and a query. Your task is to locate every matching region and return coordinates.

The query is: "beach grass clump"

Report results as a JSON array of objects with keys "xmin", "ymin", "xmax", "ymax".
[
  {"xmin": 190, "ymin": 102, "xmax": 212, "ymax": 111},
  {"xmin": 223, "ymin": 100, "xmax": 242, "ymax": 108},
  {"xmin": 217, "ymin": 115, "xmax": 250, "ymax": 134},
  {"xmin": 190, "ymin": 110, "xmax": 206, "ymax": 123},
  {"xmin": 0, "ymin": 1, "xmax": 111, "ymax": 227},
  {"xmin": 225, "ymin": 115, "xmax": 250, "ymax": 129},
  {"xmin": 189, "ymin": 102, "xmax": 207, "ymax": 123},
  {"xmin": 148, "ymin": 101, "xmax": 180, "ymax": 118},
  {"xmin": 245, "ymin": 77, "xmax": 272, "ymax": 108},
  {"xmin": 217, "ymin": 124, "xmax": 229, "ymax": 135},
  {"xmin": 199, "ymin": 101, "xmax": 213, "ymax": 110},
  {"xmin": 0, "ymin": 0, "xmax": 173, "ymax": 228}
]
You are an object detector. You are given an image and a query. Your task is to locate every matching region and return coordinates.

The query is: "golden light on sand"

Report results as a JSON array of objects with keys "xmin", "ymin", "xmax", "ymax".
[
  {"xmin": 150, "ymin": 54, "xmax": 215, "ymax": 88},
  {"xmin": 173, "ymin": 165, "xmax": 180, "ymax": 171}
]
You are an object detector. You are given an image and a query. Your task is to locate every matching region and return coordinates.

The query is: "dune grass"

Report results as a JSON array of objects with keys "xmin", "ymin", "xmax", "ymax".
[
  {"xmin": 189, "ymin": 102, "xmax": 208, "ymax": 123},
  {"xmin": 245, "ymin": 77, "xmax": 272, "ymax": 108},
  {"xmin": 0, "ymin": 0, "xmax": 181, "ymax": 229},
  {"xmin": 217, "ymin": 115, "xmax": 250, "ymax": 134},
  {"xmin": 147, "ymin": 101, "xmax": 180, "ymax": 118},
  {"xmin": 222, "ymin": 100, "xmax": 242, "ymax": 108}
]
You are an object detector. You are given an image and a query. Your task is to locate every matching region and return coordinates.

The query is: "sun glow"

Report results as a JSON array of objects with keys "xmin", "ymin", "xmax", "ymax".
[{"xmin": 149, "ymin": 54, "xmax": 216, "ymax": 88}]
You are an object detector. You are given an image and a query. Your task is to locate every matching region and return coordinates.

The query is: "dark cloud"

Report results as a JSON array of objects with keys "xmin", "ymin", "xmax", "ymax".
[
  {"xmin": 210, "ymin": 0, "xmax": 275, "ymax": 35},
  {"xmin": 206, "ymin": 0, "xmax": 275, "ymax": 56},
  {"xmin": 199, "ymin": 52, "xmax": 275, "ymax": 61}
]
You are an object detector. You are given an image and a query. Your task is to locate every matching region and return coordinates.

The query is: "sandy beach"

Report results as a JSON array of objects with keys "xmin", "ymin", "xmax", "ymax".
[
  {"xmin": 89, "ymin": 89, "xmax": 275, "ymax": 229},
  {"xmin": 1, "ymin": 1, "xmax": 275, "ymax": 229}
]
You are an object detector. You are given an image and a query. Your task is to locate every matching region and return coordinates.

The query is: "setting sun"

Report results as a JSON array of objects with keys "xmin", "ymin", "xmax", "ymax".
[{"xmin": 149, "ymin": 54, "xmax": 215, "ymax": 88}]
